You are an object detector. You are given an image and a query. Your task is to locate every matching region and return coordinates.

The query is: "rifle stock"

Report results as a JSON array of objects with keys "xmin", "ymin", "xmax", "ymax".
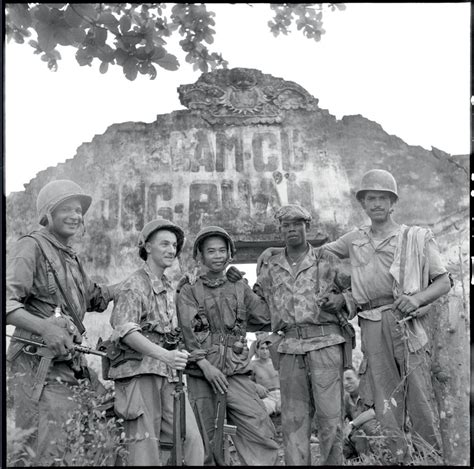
[
  {"xmin": 170, "ymin": 328, "xmax": 186, "ymax": 466},
  {"xmin": 171, "ymin": 369, "xmax": 186, "ymax": 466}
]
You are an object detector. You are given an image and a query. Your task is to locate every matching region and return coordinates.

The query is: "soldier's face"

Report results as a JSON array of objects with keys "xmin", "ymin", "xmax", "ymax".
[
  {"xmin": 200, "ymin": 236, "xmax": 229, "ymax": 273},
  {"xmin": 360, "ymin": 191, "xmax": 394, "ymax": 223},
  {"xmin": 50, "ymin": 197, "xmax": 83, "ymax": 241},
  {"xmin": 280, "ymin": 218, "xmax": 307, "ymax": 247},
  {"xmin": 257, "ymin": 343, "xmax": 270, "ymax": 359},
  {"xmin": 146, "ymin": 230, "xmax": 177, "ymax": 270},
  {"xmin": 343, "ymin": 370, "xmax": 359, "ymax": 393}
]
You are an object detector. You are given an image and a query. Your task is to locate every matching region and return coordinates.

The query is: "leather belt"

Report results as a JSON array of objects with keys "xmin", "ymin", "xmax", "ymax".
[
  {"xmin": 358, "ymin": 296, "xmax": 394, "ymax": 311},
  {"xmin": 284, "ymin": 323, "xmax": 341, "ymax": 339}
]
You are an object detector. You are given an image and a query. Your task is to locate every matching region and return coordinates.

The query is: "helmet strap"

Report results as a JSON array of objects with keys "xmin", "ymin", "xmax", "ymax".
[{"xmin": 46, "ymin": 212, "xmax": 54, "ymax": 228}]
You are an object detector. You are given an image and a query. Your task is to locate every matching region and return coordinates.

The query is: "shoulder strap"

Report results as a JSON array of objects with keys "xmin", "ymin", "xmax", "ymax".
[
  {"xmin": 24, "ymin": 234, "xmax": 86, "ymax": 335},
  {"xmin": 192, "ymin": 279, "xmax": 206, "ymax": 315},
  {"xmin": 398, "ymin": 226, "xmax": 410, "ymax": 293},
  {"xmin": 234, "ymin": 281, "xmax": 246, "ymax": 323}
]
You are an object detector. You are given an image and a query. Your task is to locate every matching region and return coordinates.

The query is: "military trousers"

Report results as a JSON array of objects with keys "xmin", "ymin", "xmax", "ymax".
[
  {"xmin": 279, "ymin": 344, "xmax": 344, "ymax": 466},
  {"xmin": 359, "ymin": 312, "xmax": 441, "ymax": 462},
  {"xmin": 186, "ymin": 373, "xmax": 280, "ymax": 466},
  {"xmin": 114, "ymin": 373, "xmax": 204, "ymax": 466},
  {"xmin": 8, "ymin": 353, "xmax": 83, "ymax": 465}
]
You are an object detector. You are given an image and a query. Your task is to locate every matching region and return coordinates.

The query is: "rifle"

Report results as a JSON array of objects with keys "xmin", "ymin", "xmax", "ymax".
[
  {"xmin": 7, "ymin": 334, "xmax": 107, "ymax": 358},
  {"xmin": 209, "ymin": 335, "xmax": 238, "ymax": 466},
  {"xmin": 396, "ymin": 304, "xmax": 432, "ymax": 324},
  {"xmin": 170, "ymin": 328, "xmax": 186, "ymax": 466}
]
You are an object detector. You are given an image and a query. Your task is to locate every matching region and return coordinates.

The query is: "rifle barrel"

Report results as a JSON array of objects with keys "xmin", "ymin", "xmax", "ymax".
[{"xmin": 6, "ymin": 334, "xmax": 107, "ymax": 357}]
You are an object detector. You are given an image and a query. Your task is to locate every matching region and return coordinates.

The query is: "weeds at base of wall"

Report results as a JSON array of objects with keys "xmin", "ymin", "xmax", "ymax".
[{"xmin": 7, "ymin": 379, "xmax": 128, "ymax": 467}]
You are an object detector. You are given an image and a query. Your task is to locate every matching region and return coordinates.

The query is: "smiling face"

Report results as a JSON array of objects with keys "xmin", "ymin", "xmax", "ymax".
[
  {"xmin": 200, "ymin": 236, "xmax": 229, "ymax": 273},
  {"xmin": 279, "ymin": 218, "xmax": 308, "ymax": 248},
  {"xmin": 360, "ymin": 190, "xmax": 395, "ymax": 223},
  {"xmin": 49, "ymin": 197, "xmax": 83, "ymax": 243},
  {"xmin": 145, "ymin": 229, "xmax": 178, "ymax": 272}
]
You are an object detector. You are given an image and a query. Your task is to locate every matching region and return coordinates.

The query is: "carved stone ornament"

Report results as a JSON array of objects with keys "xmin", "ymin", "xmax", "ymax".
[{"xmin": 178, "ymin": 68, "xmax": 319, "ymax": 126}]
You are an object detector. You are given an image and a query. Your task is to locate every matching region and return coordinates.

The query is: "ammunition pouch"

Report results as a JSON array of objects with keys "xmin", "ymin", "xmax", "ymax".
[{"xmin": 96, "ymin": 337, "xmax": 143, "ymax": 381}]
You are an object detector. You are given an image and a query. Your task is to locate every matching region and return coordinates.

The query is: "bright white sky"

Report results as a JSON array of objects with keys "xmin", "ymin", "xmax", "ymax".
[{"xmin": 4, "ymin": 3, "xmax": 471, "ymax": 195}]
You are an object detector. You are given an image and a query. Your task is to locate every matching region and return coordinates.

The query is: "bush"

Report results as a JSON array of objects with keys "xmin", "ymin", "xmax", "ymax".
[{"xmin": 7, "ymin": 379, "xmax": 128, "ymax": 467}]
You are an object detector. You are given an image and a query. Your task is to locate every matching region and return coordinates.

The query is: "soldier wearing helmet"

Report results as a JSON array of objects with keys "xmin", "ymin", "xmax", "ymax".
[
  {"xmin": 6, "ymin": 179, "xmax": 118, "ymax": 464},
  {"xmin": 176, "ymin": 226, "xmax": 279, "ymax": 465},
  {"xmin": 108, "ymin": 218, "xmax": 204, "ymax": 466},
  {"xmin": 323, "ymin": 169, "xmax": 450, "ymax": 461},
  {"xmin": 255, "ymin": 172, "xmax": 451, "ymax": 462}
]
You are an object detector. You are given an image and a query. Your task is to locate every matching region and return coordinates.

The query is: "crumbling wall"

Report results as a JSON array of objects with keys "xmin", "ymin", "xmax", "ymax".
[{"xmin": 6, "ymin": 68, "xmax": 469, "ymax": 464}]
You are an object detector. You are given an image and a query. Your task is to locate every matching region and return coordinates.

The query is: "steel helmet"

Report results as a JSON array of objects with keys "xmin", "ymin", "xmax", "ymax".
[
  {"xmin": 355, "ymin": 169, "xmax": 398, "ymax": 201},
  {"xmin": 37, "ymin": 179, "xmax": 92, "ymax": 226},
  {"xmin": 138, "ymin": 218, "xmax": 185, "ymax": 260},
  {"xmin": 192, "ymin": 226, "xmax": 236, "ymax": 259}
]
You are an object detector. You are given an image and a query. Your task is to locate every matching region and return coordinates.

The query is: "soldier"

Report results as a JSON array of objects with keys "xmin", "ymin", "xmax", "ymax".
[
  {"xmin": 253, "ymin": 204, "xmax": 355, "ymax": 466},
  {"xmin": 6, "ymin": 179, "xmax": 118, "ymax": 464},
  {"xmin": 108, "ymin": 218, "xmax": 204, "ymax": 466},
  {"xmin": 176, "ymin": 226, "xmax": 279, "ymax": 466},
  {"xmin": 250, "ymin": 336, "xmax": 281, "ymax": 416},
  {"xmin": 342, "ymin": 367, "xmax": 379, "ymax": 459},
  {"xmin": 257, "ymin": 170, "xmax": 451, "ymax": 462}
]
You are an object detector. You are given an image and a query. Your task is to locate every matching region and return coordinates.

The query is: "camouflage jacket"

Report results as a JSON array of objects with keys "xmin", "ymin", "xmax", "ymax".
[
  {"xmin": 255, "ymin": 243, "xmax": 354, "ymax": 354},
  {"xmin": 109, "ymin": 263, "xmax": 178, "ymax": 381}
]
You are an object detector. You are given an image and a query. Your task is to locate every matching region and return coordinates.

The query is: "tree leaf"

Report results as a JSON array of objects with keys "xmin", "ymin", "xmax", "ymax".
[
  {"xmin": 119, "ymin": 15, "xmax": 131, "ymax": 34},
  {"xmin": 98, "ymin": 12, "xmax": 119, "ymax": 29},
  {"xmin": 7, "ymin": 4, "xmax": 32, "ymax": 29},
  {"xmin": 74, "ymin": 4, "xmax": 98, "ymax": 22},
  {"xmin": 156, "ymin": 53, "xmax": 179, "ymax": 71},
  {"xmin": 99, "ymin": 61, "xmax": 109, "ymax": 74},
  {"xmin": 95, "ymin": 27, "xmax": 107, "ymax": 46},
  {"xmin": 37, "ymin": 24, "xmax": 57, "ymax": 52},
  {"xmin": 64, "ymin": 5, "xmax": 83, "ymax": 28},
  {"xmin": 123, "ymin": 57, "xmax": 138, "ymax": 80}
]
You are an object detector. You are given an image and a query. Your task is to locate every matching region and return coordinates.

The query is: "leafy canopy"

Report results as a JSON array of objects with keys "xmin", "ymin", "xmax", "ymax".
[{"xmin": 5, "ymin": 3, "xmax": 345, "ymax": 81}]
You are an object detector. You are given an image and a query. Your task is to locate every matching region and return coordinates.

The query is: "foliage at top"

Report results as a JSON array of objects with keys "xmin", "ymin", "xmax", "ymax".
[{"xmin": 5, "ymin": 3, "xmax": 345, "ymax": 81}]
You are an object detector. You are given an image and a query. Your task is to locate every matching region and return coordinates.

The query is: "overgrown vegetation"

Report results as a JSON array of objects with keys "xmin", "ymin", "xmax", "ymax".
[{"xmin": 6, "ymin": 379, "xmax": 128, "ymax": 467}]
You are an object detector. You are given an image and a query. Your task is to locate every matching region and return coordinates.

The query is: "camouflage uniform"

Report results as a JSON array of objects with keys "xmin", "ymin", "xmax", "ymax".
[
  {"xmin": 109, "ymin": 262, "xmax": 204, "ymax": 466},
  {"xmin": 256, "ymin": 218, "xmax": 354, "ymax": 465},
  {"xmin": 325, "ymin": 224, "xmax": 446, "ymax": 460},
  {"xmin": 176, "ymin": 276, "xmax": 280, "ymax": 466},
  {"xmin": 6, "ymin": 227, "xmax": 113, "ymax": 463}
]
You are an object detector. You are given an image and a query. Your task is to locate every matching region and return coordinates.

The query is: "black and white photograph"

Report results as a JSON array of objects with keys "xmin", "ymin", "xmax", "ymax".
[{"xmin": 4, "ymin": 3, "xmax": 470, "ymax": 466}]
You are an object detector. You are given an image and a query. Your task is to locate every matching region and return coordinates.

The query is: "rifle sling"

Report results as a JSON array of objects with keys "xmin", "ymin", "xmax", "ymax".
[{"xmin": 26, "ymin": 234, "xmax": 86, "ymax": 335}]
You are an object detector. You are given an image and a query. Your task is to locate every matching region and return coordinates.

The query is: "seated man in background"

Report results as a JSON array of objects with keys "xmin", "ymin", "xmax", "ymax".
[
  {"xmin": 343, "ymin": 366, "xmax": 379, "ymax": 460},
  {"xmin": 250, "ymin": 336, "xmax": 281, "ymax": 416}
]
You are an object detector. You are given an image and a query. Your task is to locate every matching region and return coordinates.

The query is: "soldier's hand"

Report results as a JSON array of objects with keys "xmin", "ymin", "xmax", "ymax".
[
  {"xmin": 226, "ymin": 266, "xmax": 244, "ymax": 283},
  {"xmin": 201, "ymin": 363, "xmax": 228, "ymax": 394},
  {"xmin": 254, "ymin": 383, "xmax": 269, "ymax": 399},
  {"xmin": 41, "ymin": 322, "xmax": 75, "ymax": 358},
  {"xmin": 393, "ymin": 295, "xmax": 421, "ymax": 316},
  {"xmin": 164, "ymin": 349, "xmax": 189, "ymax": 370},
  {"xmin": 343, "ymin": 422, "xmax": 353, "ymax": 441},
  {"xmin": 176, "ymin": 272, "xmax": 198, "ymax": 293},
  {"xmin": 320, "ymin": 292, "xmax": 345, "ymax": 314},
  {"xmin": 256, "ymin": 247, "xmax": 283, "ymax": 274}
]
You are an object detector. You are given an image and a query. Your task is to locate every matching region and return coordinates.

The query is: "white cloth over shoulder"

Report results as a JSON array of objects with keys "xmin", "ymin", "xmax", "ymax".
[{"xmin": 389, "ymin": 225, "xmax": 432, "ymax": 352}]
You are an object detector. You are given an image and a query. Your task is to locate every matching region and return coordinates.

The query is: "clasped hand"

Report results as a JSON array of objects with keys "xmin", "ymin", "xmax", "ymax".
[{"xmin": 393, "ymin": 294, "xmax": 421, "ymax": 316}]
